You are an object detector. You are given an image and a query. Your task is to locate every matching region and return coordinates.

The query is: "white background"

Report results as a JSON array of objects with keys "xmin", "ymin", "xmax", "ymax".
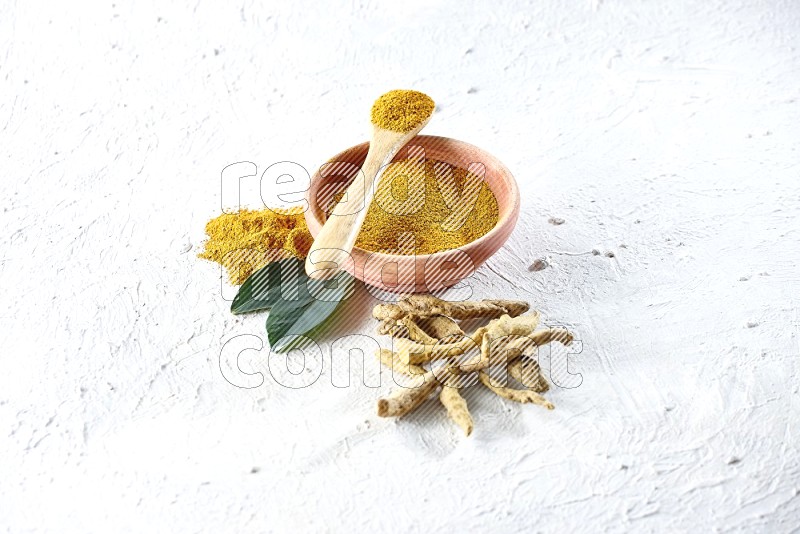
[{"xmin": 2, "ymin": 0, "xmax": 799, "ymax": 532}]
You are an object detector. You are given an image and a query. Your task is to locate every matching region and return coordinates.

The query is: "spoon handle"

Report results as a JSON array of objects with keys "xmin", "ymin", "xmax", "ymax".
[{"xmin": 305, "ymin": 127, "xmax": 409, "ymax": 280}]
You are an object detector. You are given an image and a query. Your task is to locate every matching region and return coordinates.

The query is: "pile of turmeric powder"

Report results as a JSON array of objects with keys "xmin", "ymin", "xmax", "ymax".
[{"xmin": 198, "ymin": 206, "xmax": 312, "ymax": 284}]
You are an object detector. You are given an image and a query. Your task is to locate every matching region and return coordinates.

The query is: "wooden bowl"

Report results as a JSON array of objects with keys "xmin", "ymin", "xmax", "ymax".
[{"xmin": 304, "ymin": 135, "xmax": 519, "ymax": 293}]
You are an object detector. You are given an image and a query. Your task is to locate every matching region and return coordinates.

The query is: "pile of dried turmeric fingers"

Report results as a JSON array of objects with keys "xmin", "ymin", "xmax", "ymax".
[{"xmin": 373, "ymin": 295, "xmax": 573, "ymax": 436}]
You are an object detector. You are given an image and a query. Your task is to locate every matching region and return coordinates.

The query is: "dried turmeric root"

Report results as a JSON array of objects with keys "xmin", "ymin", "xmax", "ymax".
[
  {"xmin": 373, "ymin": 295, "xmax": 573, "ymax": 435},
  {"xmin": 526, "ymin": 328, "xmax": 574, "ymax": 348},
  {"xmin": 376, "ymin": 348, "xmax": 426, "ymax": 377},
  {"xmin": 373, "ymin": 294, "xmax": 529, "ymax": 321},
  {"xmin": 417, "ymin": 315, "xmax": 464, "ymax": 340},
  {"xmin": 478, "ymin": 371, "xmax": 554, "ymax": 410},
  {"xmin": 376, "ymin": 372, "xmax": 440, "ymax": 417},
  {"xmin": 508, "ymin": 357, "xmax": 549, "ymax": 393},
  {"xmin": 395, "ymin": 313, "xmax": 542, "ymax": 366},
  {"xmin": 379, "ymin": 316, "xmax": 440, "ymax": 345},
  {"xmin": 440, "ymin": 385, "xmax": 474, "ymax": 436}
]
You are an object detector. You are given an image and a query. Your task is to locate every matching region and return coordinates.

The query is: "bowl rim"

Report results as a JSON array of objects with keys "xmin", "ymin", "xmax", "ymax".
[{"xmin": 304, "ymin": 134, "xmax": 520, "ymax": 262}]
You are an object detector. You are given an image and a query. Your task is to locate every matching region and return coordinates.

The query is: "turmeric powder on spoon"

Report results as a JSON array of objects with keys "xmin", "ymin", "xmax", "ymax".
[{"xmin": 370, "ymin": 89, "xmax": 435, "ymax": 133}]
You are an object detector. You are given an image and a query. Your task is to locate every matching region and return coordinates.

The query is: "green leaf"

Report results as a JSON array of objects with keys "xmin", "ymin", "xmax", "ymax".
[
  {"xmin": 266, "ymin": 261, "xmax": 355, "ymax": 352},
  {"xmin": 230, "ymin": 258, "xmax": 295, "ymax": 315}
]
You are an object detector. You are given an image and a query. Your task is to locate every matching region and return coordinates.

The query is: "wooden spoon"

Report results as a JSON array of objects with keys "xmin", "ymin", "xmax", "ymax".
[{"xmin": 305, "ymin": 90, "xmax": 434, "ymax": 280}]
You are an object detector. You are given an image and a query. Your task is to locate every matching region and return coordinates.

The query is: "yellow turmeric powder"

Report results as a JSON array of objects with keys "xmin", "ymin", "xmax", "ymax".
[
  {"xmin": 198, "ymin": 206, "xmax": 312, "ymax": 284},
  {"xmin": 353, "ymin": 158, "xmax": 499, "ymax": 255},
  {"xmin": 370, "ymin": 90, "xmax": 435, "ymax": 133}
]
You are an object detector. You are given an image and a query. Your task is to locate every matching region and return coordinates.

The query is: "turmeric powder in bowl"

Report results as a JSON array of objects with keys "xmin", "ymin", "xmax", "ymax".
[{"xmin": 351, "ymin": 158, "xmax": 499, "ymax": 255}]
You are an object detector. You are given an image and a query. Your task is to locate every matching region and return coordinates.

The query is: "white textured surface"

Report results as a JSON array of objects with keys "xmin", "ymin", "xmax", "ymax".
[{"xmin": 2, "ymin": 0, "xmax": 800, "ymax": 532}]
